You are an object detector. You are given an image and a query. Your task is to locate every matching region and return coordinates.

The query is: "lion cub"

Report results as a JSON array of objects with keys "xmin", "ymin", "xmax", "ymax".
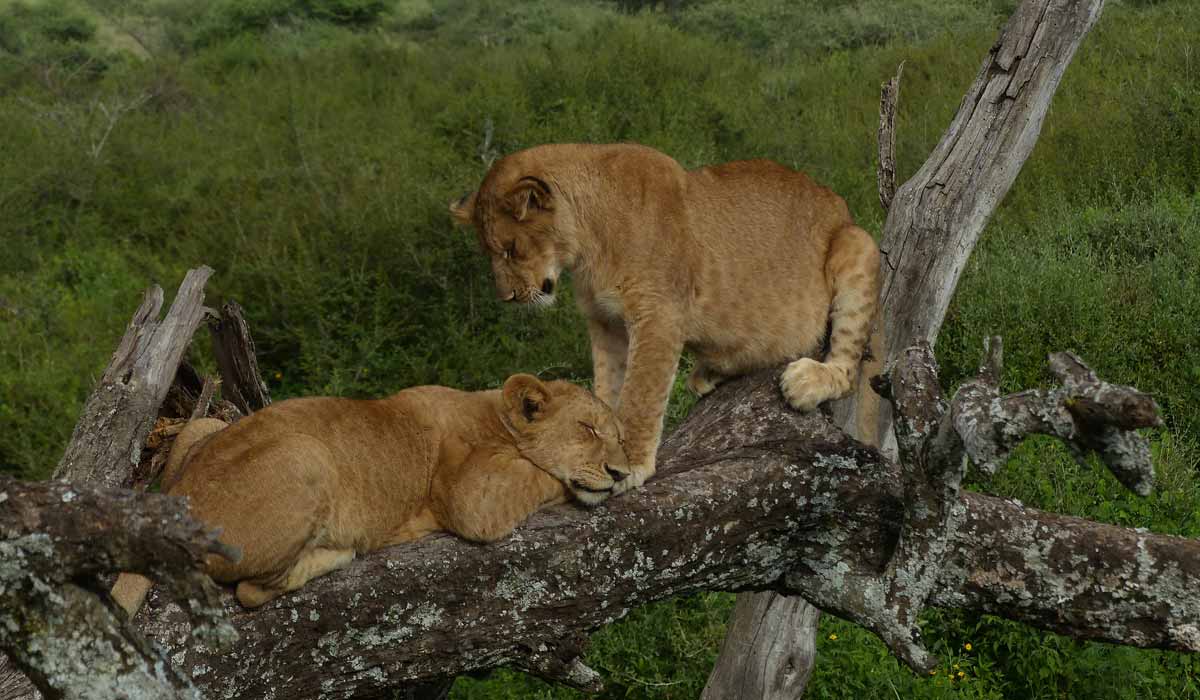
[
  {"xmin": 451, "ymin": 143, "xmax": 880, "ymax": 492},
  {"xmin": 111, "ymin": 374, "xmax": 628, "ymax": 612}
]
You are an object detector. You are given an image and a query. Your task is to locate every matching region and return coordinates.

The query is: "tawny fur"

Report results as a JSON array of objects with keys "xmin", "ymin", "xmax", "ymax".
[
  {"xmin": 111, "ymin": 374, "xmax": 629, "ymax": 613},
  {"xmin": 451, "ymin": 143, "xmax": 882, "ymax": 491}
]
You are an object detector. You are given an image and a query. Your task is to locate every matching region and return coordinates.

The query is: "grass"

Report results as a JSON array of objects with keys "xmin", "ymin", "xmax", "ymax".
[{"xmin": 0, "ymin": 0, "xmax": 1198, "ymax": 697}]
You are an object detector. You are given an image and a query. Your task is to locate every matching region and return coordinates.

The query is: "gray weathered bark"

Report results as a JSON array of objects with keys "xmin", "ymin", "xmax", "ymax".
[
  {"xmin": 702, "ymin": 593, "xmax": 819, "ymax": 700},
  {"xmin": 53, "ymin": 267, "xmax": 213, "ymax": 489},
  {"xmin": 705, "ymin": 0, "xmax": 1106, "ymax": 695},
  {"xmin": 877, "ymin": 0, "xmax": 1107, "ymax": 359},
  {"xmin": 0, "ymin": 475, "xmax": 237, "ymax": 700}
]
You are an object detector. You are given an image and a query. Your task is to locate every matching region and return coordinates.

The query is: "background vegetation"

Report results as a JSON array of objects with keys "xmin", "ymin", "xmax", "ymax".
[{"xmin": 1, "ymin": 0, "xmax": 1197, "ymax": 697}]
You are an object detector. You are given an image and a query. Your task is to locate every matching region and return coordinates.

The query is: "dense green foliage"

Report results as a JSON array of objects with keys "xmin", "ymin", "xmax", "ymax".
[{"xmin": 1, "ymin": 0, "xmax": 1197, "ymax": 697}]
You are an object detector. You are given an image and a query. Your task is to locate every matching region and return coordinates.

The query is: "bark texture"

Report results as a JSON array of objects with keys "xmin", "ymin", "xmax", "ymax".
[
  {"xmin": 53, "ymin": 267, "xmax": 213, "ymax": 489},
  {"xmin": 208, "ymin": 301, "xmax": 271, "ymax": 416},
  {"xmin": 0, "ymin": 470, "xmax": 236, "ymax": 700},
  {"xmin": 701, "ymin": 593, "xmax": 818, "ymax": 700},
  {"xmin": 77, "ymin": 350, "xmax": 1186, "ymax": 699}
]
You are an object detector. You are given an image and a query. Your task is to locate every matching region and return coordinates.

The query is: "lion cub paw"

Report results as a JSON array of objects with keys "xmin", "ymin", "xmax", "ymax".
[
  {"xmin": 685, "ymin": 365, "xmax": 721, "ymax": 397},
  {"xmin": 780, "ymin": 358, "xmax": 850, "ymax": 412},
  {"xmin": 612, "ymin": 462, "xmax": 654, "ymax": 495}
]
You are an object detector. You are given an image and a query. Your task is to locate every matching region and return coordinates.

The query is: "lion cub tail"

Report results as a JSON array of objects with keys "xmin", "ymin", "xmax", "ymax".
[{"xmin": 111, "ymin": 417, "xmax": 228, "ymax": 618}]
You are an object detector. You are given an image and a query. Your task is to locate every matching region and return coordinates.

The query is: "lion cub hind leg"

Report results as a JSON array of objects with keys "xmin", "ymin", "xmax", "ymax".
[
  {"xmin": 782, "ymin": 225, "xmax": 881, "ymax": 412},
  {"xmin": 236, "ymin": 547, "xmax": 356, "ymax": 608}
]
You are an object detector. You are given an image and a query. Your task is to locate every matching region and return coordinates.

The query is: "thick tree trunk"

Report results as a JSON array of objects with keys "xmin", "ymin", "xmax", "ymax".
[{"xmin": 705, "ymin": 0, "xmax": 1106, "ymax": 696}]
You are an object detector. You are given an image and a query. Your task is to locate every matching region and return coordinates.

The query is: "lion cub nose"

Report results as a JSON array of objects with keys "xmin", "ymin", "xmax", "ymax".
[
  {"xmin": 605, "ymin": 463, "xmax": 627, "ymax": 482},
  {"xmin": 541, "ymin": 278, "xmax": 555, "ymax": 295}
]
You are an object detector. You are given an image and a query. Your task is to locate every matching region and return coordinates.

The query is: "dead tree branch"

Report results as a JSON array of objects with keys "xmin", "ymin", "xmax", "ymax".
[
  {"xmin": 208, "ymin": 301, "xmax": 271, "ymax": 416},
  {"xmin": 88, "ymin": 348, "xmax": 1189, "ymax": 699},
  {"xmin": 877, "ymin": 0, "xmax": 1107, "ymax": 358},
  {"xmin": 54, "ymin": 267, "xmax": 213, "ymax": 489},
  {"xmin": 710, "ymin": 2, "xmax": 1106, "ymax": 694},
  {"xmin": 876, "ymin": 61, "xmax": 904, "ymax": 211}
]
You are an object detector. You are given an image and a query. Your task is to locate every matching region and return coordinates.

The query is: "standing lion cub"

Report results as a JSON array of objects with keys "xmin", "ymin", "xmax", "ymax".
[
  {"xmin": 111, "ymin": 374, "xmax": 628, "ymax": 612},
  {"xmin": 451, "ymin": 143, "xmax": 881, "ymax": 492}
]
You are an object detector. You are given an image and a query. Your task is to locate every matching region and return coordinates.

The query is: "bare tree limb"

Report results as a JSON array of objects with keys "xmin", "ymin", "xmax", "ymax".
[
  {"xmin": 86, "ymin": 349, "xmax": 1187, "ymax": 699},
  {"xmin": 877, "ymin": 0, "xmax": 1107, "ymax": 358},
  {"xmin": 953, "ymin": 342, "xmax": 1161, "ymax": 494},
  {"xmin": 877, "ymin": 61, "xmax": 904, "ymax": 211}
]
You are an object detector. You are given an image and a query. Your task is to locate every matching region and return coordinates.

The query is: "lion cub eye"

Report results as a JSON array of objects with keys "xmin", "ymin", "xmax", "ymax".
[{"xmin": 579, "ymin": 422, "xmax": 600, "ymax": 439}]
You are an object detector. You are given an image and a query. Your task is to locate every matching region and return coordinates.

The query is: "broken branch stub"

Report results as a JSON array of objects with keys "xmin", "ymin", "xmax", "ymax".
[
  {"xmin": 208, "ymin": 300, "xmax": 271, "ymax": 416},
  {"xmin": 54, "ymin": 266, "xmax": 214, "ymax": 490},
  {"xmin": 876, "ymin": 61, "xmax": 904, "ymax": 212}
]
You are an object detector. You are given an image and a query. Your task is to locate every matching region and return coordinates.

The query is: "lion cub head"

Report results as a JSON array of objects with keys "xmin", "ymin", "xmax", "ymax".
[
  {"xmin": 450, "ymin": 149, "xmax": 580, "ymax": 308},
  {"xmin": 500, "ymin": 374, "xmax": 629, "ymax": 505}
]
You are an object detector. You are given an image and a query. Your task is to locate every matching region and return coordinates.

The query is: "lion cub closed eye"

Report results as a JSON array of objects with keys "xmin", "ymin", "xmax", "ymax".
[
  {"xmin": 450, "ymin": 143, "xmax": 882, "ymax": 493},
  {"xmin": 111, "ymin": 374, "xmax": 629, "ymax": 613}
]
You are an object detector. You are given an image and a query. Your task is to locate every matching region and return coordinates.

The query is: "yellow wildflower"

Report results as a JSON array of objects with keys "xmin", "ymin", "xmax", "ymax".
[
  {"xmin": 958, "ymin": 671, "xmax": 965, "ymax": 678},
  {"xmin": 274, "ymin": 371, "xmax": 282, "ymax": 380},
  {"xmin": 964, "ymin": 643, "xmax": 973, "ymax": 651},
  {"xmin": 828, "ymin": 634, "xmax": 838, "ymax": 641}
]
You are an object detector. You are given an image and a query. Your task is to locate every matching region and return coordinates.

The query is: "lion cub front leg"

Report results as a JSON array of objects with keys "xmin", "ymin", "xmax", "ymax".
[
  {"xmin": 437, "ymin": 451, "xmax": 567, "ymax": 542},
  {"xmin": 613, "ymin": 316, "xmax": 683, "ymax": 494},
  {"xmin": 588, "ymin": 317, "xmax": 629, "ymax": 410}
]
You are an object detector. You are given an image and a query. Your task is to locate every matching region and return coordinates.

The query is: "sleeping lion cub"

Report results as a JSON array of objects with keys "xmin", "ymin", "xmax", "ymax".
[
  {"xmin": 451, "ymin": 143, "xmax": 881, "ymax": 492},
  {"xmin": 111, "ymin": 374, "xmax": 628, "ymax": 612}
]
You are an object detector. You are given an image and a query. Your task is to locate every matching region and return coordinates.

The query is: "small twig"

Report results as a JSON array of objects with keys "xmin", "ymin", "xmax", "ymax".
[
  {"xmin": 478, "ymin": 116, "xmax": 498, "ymax": 167},
  {"xmin": 190, "ymin": 376, "xmax": 218, "ymax": 421},
  {"xmin": 877, "ymin": 61, "xmax": 905, "ymax": 211}
]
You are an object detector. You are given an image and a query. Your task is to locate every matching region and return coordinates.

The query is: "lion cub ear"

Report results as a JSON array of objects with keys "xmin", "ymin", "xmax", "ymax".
[
  {"xmin": 502, "ymin": 374, "xmax": 552, "ymax": 428},
  {"xmin": 506, "ymin": 177, "xmax": 552, "ymax": 222},
  {"xmin": 449, "ymin": 190, "xmax": 477, "ymax": 226}
]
